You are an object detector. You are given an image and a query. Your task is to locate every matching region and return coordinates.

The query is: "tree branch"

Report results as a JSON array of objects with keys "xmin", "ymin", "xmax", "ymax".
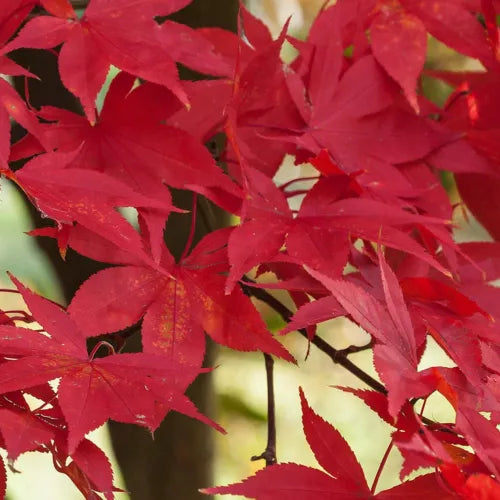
[
  {"xmin": 309, "ymin": 333, "xmax": 387, "ymax": 394},
  {"xmin": 241, "ymin": 282, "xmax": 387, "ymax": 394},
  {"xmin": 243, "ymin": 281, "xmax": 458, "ymax": 434},
  {"xmin": 251, "ymin": 353, "xmax": 277, "ymax": 466},
  {"xmin": 70, "ymin": 0, "xmax": 90, "ymax": 7}
]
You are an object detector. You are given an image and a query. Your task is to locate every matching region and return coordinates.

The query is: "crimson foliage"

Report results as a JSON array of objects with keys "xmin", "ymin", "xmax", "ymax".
[{"xmin": 0, "ymin": 0, "xmax": 500, "ymax": 498}]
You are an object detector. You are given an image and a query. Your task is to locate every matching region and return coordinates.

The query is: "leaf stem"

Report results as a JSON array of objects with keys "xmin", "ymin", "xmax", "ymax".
[
  {"xmin": 180, "ymin": 193, "xmax": 198, "ymax": 262},
  {"xmin": 89, "ymin": 340, "xmax": 116, "ymax": 360},
  {"xmin": 251, "ymin": 353, "xmax": 277, "ymax": 466},
  {"xmin": 279, "ymin": 176, "xmax": 319, "ymax": 191},
  {"xmin": 3, "ymin": 310, "xmax": 34, "ymax": 323},
  {"xmin": 284, "ymin": 189, "xmax": 310, "ymax": 198},
  {"xmin": 371, "ymin": 439, "xmax": 394, "ymax": 494}
]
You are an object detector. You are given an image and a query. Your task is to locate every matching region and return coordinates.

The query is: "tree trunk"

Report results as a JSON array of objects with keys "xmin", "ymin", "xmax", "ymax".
[
  {"xmin": 107, "ymin": 2, "xmax": 237, "ymax": 499},
  {"xmin": 12, "ymin": 0, "xmax": 238, "ymax": 498}
]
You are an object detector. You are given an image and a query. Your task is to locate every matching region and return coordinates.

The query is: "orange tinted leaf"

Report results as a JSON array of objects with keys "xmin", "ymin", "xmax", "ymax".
[
  {"xmin": 463, "ymin": 473, "xmax": 500, "ymax": 500},
  {"xmin": 142, "ymin": 280, "xmax": 206, "ymax": 371}
]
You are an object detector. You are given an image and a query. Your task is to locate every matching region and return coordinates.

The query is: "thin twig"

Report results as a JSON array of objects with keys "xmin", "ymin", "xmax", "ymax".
[
  {"xmin": 337, "ymin": 341, "xmax": 374, "ymax": 356},
  {"xmin": 241, "ymin": 281, "xmax": 387, "ymax": 394},
  {"xmin": 371, "ymin": 439, "xmax": 394, "ymax": 494},
  {"xmin": 279, "ymin": 176, "xmax": 319, "ymax": 191},
  {"xmin": 243, "ymin": 281, "xmax": 457, "ymax": 434},
  {"xmin": 70, "ymin": 0, "xmax": 90, "ymax": 8},
  {"xmin": 310, "ymin": 333, "xmax": 387, "ymax": 394},
  {"xmin": 180, "ymin": 193, "xmax": 198, "ymax": 262},
  {"xmin": 251, "ymin": 353, "xmax": 277, "ymax": 466}
]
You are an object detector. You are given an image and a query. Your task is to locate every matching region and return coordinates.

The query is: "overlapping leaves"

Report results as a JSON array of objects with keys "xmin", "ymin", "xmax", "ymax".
[{"xmin": 0, "ymin": 0, "xmax": 500, "ymax": 497}]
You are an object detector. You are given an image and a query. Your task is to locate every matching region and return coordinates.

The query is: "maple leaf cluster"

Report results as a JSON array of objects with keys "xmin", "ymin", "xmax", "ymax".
[{"xmin": 0, "ymin": 0, "xmax": 500, "ymax": 498}]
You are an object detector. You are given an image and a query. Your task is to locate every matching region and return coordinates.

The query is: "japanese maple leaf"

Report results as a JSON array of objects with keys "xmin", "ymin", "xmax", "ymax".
[
  {"xmin": 456, "ymin": 406, "xmax": 500, "ymax": 478},
  {"xmin": 0, "ymin": 390, "xmax": 55, "ymax": 461},
  {"xmin": 341, "ymin": 243, "xmax": 494, "ymax": 394},
  {"xmin": 20, "ymin": 71, "xmax": 242, "ymax": 261},
  {"xmin": 345, "ymin": 246, "xmax": 491, "ymax": 396},
  {"xmin": 298, "ymin": 60, "xmax": 449, "ymax": 182},
  {"xmin": 457, "ymin": 173, "xmax": 500, "ymax": 241},
  {"xmin": 1, "ymin": 0, "xmax": 229, "ymax": 122},
  {"xmin": 444, "ymin": 241, "xmax": 500, "ymax": 324},
  {"xmin": 202, "ymin": 389, "xmax": 455, "ymax": 498},
  {"xmin": 0, "ymin": 1, "xmax": 34, "ymax": 75},
  {"xmin": 338, "ymin": 386, "xmax": 491, "ymax": 481},
  {"xmin": 180, "ymin": 12, "xmax": 302, "ymax": 178},
  {"xmin": 35, "ymin": 71, "xmax": 239, "ymax": 207},
  {"xmin": 371, "ymin": 4, "xmax": 427, "ymax": 113},
  {"xmin": 440, "ymin": 463, "xmax": 500, "ymax": 499},
  {"xmin": 166, "ymin": 6, "xmax": 261, "ymax": 144},
  {"xmin": 426, "ymin": 70, "xmax": 500, "ymax": 240},
  {"xmin": 67, "ymin": 227, "xmax": 294, "ymax": 373},
  {"xmin": 398, "ymin": 0, "xmax": 496, "ymax": 67},
  {"xmin": 0, "ymin": 82, "xmax": 44, "ymax": 170},
  {"xmin": 0, "ymin": 275, "xmax": 214, "ymax": 453},
  {"xmin": 55, "ymin": 438, "xmax": 119, "ymax": 500},
  {"xmin": 8, "ymin": 148, "xmax": 180, "ymax": 261},
  {"xmin": 399, "ymin": 277, "xmax": 490, "ymax": 389},
  {"xmin": 305, "ymin": 251, "xmax": 436, "ymax": 418},
  {"xmin": 303, "ymin": 0, "xmax": 425, "ymax": 113},
  {"xmin": 284, "ymin": 1, "xmax": 451, "ymax": 165},
  {"xmin": 226, "ymin": 153, "xmax": 452, "ymax": 295},
  {"xmin": 0, "ymin": 2, "xmax": 46, "ymax": 169},
  {"xmin": 225, "ymin": 167, "xmax": 294, "ymax": 293},
  {"xmin": 369, "ymin": 0, "xmax": 496, "ymax": 112}
]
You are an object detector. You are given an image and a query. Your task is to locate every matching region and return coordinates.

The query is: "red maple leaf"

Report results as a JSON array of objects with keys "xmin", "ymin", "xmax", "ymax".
[
  {"xmin": 66, "ymin": 228, "xmax": 294, "ymax": 370},
  {"xmin": 305, "ymin": 252, "xmax": 436, "ymax": 418},
  {"xmin": 0, "ymin": 275, "xmax": 216, "ymax": 453},
  {"xmin": 371, "ymin": 7, "xmax": 427, "ymax": 113},
  {"xmin": 15, "ymin": 71, "xmax": 242, "ymax": 261},
  {"xmin": 0, "ymin": 2, "xmax": 46, "ymax": 169},
  {"xmin": 226, "ymin": 154, "xmax": 452, "ymax": 294},
  {"xmin": 9, "ymin": 149, "xmax": 178, "ymax": 261},
  {"xmin": 369, "ymin": 0, "xmax": 495, "ymax": 112},
  {"xmin": 52, "ymin": 438, "xmax": 120, "ymax": 500},
  {"xmin": 428, "ymin": 69, "xmax": 500, "ymax": 240},
  {"xmin": 1, "ymin": 0, "xmax": 229, "ymax": 122},
  {"xmin": 0, "ymin": 384, "xmax": 62, "ymax": 463},
  {"xmin": 202, "ymin": 388, "xmax": 455, "ymax": 498}
]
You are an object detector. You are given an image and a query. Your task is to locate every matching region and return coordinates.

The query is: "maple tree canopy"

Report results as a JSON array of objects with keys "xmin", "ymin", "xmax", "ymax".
[{"xmin": 0, "ymin": 0, "xmax": 500, "ymax": 498}]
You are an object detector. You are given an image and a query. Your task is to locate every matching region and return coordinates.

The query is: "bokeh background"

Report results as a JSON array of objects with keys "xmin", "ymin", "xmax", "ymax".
[{"xmin": 0, "ymin": 0, "xmax": 489, "ymax": 498}]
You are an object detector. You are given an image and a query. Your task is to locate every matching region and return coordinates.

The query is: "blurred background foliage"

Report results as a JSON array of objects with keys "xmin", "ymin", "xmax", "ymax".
[{"xmin": 0, "ymin": 0, "xmax": 491, "ymax": 498}]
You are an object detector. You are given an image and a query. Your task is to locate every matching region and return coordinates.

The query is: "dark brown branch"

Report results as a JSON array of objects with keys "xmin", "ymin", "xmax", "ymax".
[
  {"xmin": 241, "ymin": 282, "xmax": 387, "ymax": 394},
  {"xmin": 243, "ymin": 282, "xmax": 457, "ymax": 435},
  {"xmin": 338, "ymin": 341, "xmax": 374, "ymax": 356},
  {"xmin": 70, "ymin": 0, "xmax": 90, "ymax": 7},
  {"xmin": 309, "ymin": 333, "xmax": 387, "ymax": 394},
  {"xmin": 251, "ymin": 353, "xmax": 277, "ymax": 466}
]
